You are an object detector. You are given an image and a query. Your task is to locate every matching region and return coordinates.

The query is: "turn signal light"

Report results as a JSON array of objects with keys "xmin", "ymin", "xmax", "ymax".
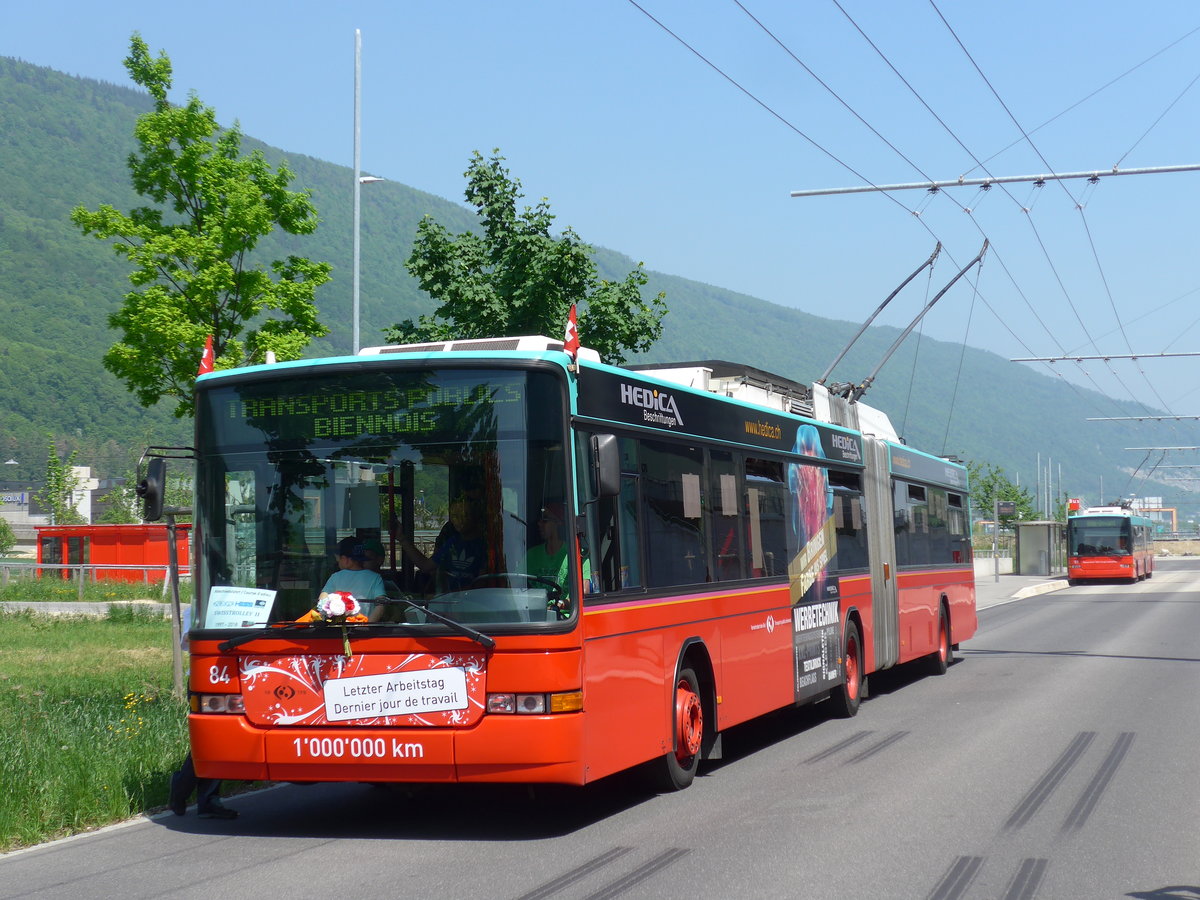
[{"xmin": 549, "ymin": 691, "xmax": 583, "ymax": 713}]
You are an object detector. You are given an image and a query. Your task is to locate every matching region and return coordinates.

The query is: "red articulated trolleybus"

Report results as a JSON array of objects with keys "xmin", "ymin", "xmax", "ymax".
[
  {"xmin": 1066, "ymin": 502, "xmax": 1154, "ymax": 585},
  {"xmin": 157, "ymin": 335, "xmax": 975, "ymax": 791}
]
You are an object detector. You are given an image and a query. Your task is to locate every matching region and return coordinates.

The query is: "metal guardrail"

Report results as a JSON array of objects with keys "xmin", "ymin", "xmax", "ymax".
[{"xmin": 0, "ymin": 563, "xmax": 192, "ymax": 601}]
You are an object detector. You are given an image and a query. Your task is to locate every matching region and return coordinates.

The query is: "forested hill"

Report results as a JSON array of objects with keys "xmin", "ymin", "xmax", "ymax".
[{"xmin": 0, "ymin": 56, "xmax": 1167, "ymax": 505}]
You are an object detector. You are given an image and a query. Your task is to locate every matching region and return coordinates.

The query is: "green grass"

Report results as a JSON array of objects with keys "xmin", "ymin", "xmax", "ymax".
[
  {"xmin": 0, "ymin": 576, "xmax": 171, "ymax": 603},
  {"xmin": 0, "ymin": 606, "xmax": 189, "ymax": 851}
]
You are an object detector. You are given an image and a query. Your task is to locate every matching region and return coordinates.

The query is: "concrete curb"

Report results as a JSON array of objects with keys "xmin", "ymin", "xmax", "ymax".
[{"xmin": 1012, "ymin": 580, "xmax": 1071, "ymax": 600}]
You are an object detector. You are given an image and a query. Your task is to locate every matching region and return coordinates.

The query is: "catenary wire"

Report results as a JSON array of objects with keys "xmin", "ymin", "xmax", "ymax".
[
  {"xmin": 966, "ymin": 23, "xmax": 1200, "ymax": 174},
  {"xmin": 731, "ymin": 0, "xmax": 936, "ymax": 183},
  {"xmin": 623, "ymin": 0, "xmax": 918, "ymax": 219},
  {"xmin": 727, "ymin": 0, "xmax": 1130, "ymax": 422},
  {"xmin": 634, "ymin": 1, "xmax": 1177, "ymax": 456},
  {"xmin": 1114, "ymin": 68, "xmax": 1200, "ymax": 168},
  {"xmin": 927, "ymin": 0, "xmax": 1175, "ymax": 418},
  {"xmin": 941, "ymin": 266, "xmax": 982, "ymax": 456}
]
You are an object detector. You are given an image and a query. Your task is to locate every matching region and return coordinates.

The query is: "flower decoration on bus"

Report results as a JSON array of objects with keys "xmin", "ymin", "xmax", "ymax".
[
  {"xmin": 295, "ymin": 591, "xmax": 367, "ymax": 658},
  {"xmin": 317, "ymin": 591, "xmax": 363, "ymax": 620}
]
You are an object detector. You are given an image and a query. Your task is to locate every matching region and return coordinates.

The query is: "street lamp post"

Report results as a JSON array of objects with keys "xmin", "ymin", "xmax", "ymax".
[
  {"xmin": 352, "ymin": 29, "xmax": 384, "ymax": 355},
  {"xmin": 353, "ymin": 29, "xmax": 363, "ymax": 354}
]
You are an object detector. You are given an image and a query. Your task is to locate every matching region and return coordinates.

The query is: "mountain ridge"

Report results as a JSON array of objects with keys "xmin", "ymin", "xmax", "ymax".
[{"xmin": 0, "ymin": 56, "xmax": 1173, "ymax": 514}]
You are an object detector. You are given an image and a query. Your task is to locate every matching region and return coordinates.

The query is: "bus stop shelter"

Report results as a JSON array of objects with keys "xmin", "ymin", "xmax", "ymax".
[
  {"xmin": 35, "ymin": 523, "xmax": 191, "ymax": 582},
  {"xmin": 1015, "ymin": 521, "xmax": 1065, "ymax": 575}
]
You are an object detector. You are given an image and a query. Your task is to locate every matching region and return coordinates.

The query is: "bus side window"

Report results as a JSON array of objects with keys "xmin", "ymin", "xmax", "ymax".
[
  {"xmin": 617, "ymin": 475, "xmax": 642, "ymax": 588},
  {"xmin": 641, "ymin": 439, "xmax": 707, "ymax": 588},
  {"xmin": 708, "ymin": 449, "xmax": 743, "ymax": 581},
  {"xmin": 829, "ymin": 469, "xmax": 869, "ymax": 572},
  {"xmin": 948, "ymin": 493, "xmax": 969, "ymax": 564},
  {"xmin": 588, "ymin": 436, "xmax": 643, "ymax": 593},
  {"xmin": 745, "ymin": 458, "xmax": 788, "ymax": 579}
]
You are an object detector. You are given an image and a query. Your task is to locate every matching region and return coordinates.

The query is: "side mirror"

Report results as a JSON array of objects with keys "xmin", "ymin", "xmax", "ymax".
[
  {"xmin": 591, "ymin": 434, "xmax": 620, "ymax": 499},
  {"xmin": 138, "ymin": 457, "xmax": 165, "ymax": 522}
]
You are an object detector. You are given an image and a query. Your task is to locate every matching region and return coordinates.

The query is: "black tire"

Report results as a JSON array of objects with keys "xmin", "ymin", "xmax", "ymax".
[
  {"xmin": 926, "ymin": 604, "xmax": 950, "ymax": 676},
  {"xmin": 645, "ymin": 666, "xmax": 704, "ymax": 792},
  {"xmin": 828, "ymin": 620, "xmax": 863, "ymax": 718}
]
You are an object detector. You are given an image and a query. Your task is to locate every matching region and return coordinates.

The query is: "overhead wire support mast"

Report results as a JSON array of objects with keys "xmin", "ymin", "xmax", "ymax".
[
  {"xmin": 1088, "ymin": 416, "xmax": 1200, "ymax": 421},
  {"xmin": 790, "ymin": 163, "xmax": 1200, "ymax": 198},
  {"xmin": 1012, "ymin": 352, "xmax": 1200, "ymax": 362},
  {"xmin": 847, "ymin": 240, "xmax": 988, "ymax": 402}
]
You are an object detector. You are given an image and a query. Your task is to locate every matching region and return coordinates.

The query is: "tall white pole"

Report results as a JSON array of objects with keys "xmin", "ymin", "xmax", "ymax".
[
  {"xmin": 1036, "ymin": 452, "xmax": 1041, "ymax": 517},
  {"xmin": 1048, "ymin": 456, "xmax": 1052, "ymax": 519},
  {"xmin": 352, "ymin": 28, "xmax": 362, "ymax": 355}
]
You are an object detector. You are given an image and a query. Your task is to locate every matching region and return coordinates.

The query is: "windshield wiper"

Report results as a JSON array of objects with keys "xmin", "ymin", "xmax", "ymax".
[
  {"xmin": 216, "ymin": 598, "xmax": 498, "ymax": 652},
  {"xmin": 373, "ymin": 596, "xmax": 496, "ymax": 649},
  {"xmin": 217, "ymin": 621, "xmax": 317, "ymax": 652}
]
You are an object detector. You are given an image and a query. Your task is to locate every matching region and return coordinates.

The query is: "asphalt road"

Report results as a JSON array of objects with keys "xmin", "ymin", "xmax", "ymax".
[{"xmin": 3, "ymin": 559, "xmax": 1198, "ymax": 899}]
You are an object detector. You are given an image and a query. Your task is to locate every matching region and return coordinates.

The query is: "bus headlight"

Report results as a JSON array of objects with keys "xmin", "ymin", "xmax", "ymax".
[
  {"xmin": 486, "ymin": 692, "xmax": 582, "ymax": 714},
  {"xmin": 193, "ymin": 693, "xmax": 245, "ymax": 714}
]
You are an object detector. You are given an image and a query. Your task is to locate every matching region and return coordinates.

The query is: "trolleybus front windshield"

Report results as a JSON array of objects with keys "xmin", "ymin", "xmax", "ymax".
[
  {"xmin": 1069, "ymin": 516, "xmax": 1131, "ymax": 556},
  {"xmin": 192, "ymin": 367, "xmax": 572, "ymax": 631}
]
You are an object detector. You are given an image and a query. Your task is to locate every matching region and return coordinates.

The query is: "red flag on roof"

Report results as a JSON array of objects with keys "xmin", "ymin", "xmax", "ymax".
[
  {"xmin": 198, "ymin": 335, "xmax": 215, "ymax": 376},
  {"xmin": 563, "ymin": 304, "xmax": 579, "ymax": 362}
]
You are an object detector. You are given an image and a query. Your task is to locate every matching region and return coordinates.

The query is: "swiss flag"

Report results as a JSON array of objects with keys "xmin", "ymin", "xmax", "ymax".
[
  {"xmin": 197, "ymin": 335, "xmax": 215, "ymax": 375},
  {"xmin": 563, "ymin": 304, "xmax": 579, "ymax": 362}
]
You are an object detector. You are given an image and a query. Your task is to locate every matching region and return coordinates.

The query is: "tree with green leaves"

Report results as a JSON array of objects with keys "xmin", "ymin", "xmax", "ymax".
[
  {"xmin": 34, "ymin": 438, "xmax": 86, "ymax": 526},
  {"xmin": 95, "ymin": 471, "xmax": 140, "ymax": 524},
  {"xmin": 71, "ymin": 34, "xmax": 332, "ymax": 418},
  {"xmin": 0, "ymin": 515, "xmax": 16, "ymax": 557},
  {"xmin": 968, "ymin": 460, "xmax": 1036, "ymax": 527},
  {"xmin": 388, "ymin": 150, "xmax": 666, "ymax": 364},
  {"xmin": 96, "ymin": 468, "xmax": 194, "ymax": 524}
]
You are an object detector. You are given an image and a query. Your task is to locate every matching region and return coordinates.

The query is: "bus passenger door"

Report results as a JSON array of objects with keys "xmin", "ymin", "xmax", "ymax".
[{"xmin": 863, "ymin": 437, "xmax": 899, "ymax": 669}]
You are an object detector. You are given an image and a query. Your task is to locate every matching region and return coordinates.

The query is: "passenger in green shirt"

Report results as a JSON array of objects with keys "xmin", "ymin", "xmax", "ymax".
[{"xmin": 525, "ymin": 503, "xmax": 589, "ymax": 615}]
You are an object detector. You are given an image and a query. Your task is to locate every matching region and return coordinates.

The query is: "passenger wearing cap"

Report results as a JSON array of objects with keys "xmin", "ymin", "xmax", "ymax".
[{"xmin": 320, "ymin": 536, "xmax": 386, "ymax": 616}]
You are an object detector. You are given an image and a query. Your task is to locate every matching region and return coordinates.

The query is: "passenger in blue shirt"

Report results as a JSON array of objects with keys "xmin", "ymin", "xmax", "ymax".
[{"xmin": 321, "ymin": 536, "xmax": 386, "ymax": 616}]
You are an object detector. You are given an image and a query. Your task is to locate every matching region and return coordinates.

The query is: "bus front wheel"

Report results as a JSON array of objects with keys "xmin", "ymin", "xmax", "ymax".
[{"xmin": 647, "ymin": 666, "xmax": 704, "ymax": 792}]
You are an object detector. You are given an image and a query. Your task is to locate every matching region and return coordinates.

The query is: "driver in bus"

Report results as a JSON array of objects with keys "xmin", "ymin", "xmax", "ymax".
[{"xmin": 400, "ymin": 495, "xmax": 488, "ymax": 594}]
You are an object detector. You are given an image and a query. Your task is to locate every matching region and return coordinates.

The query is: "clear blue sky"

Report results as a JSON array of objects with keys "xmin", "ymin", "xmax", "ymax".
[{"xmin": 4, "ymin": 1, "xmax": 1199, "ymax": 416}]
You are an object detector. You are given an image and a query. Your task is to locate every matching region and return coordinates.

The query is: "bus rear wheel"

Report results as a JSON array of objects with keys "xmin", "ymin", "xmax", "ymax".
[
  {"xmin": 926, "ymin": 604, "xmax": 951, "ymax": 676},
  {"xmin": 647, "ymin": 666, "xmax": 704, "ymax": 792},
  {"xmin": 828, "ymin": 621, "xmax": 863, "ymax": 718}
]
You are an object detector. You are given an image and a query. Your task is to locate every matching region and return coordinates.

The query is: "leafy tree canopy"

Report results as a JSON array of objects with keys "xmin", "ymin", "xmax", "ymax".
[
  {"xmin": 969, "ymin": 460, "xmax": 1037, "ymax": 526},
  {"xmin": 387, "ymin": 150, "xmax": 666, "ymax": 364},
  {"xmin": 33, "ymin": 436, "xmax": 85, "ymax": 526},
  {"xmin": 0, "ymin": 516, "xmax": 15, "ymax": 557},
  {"xmin": 70, "ymin": 34, "xmax": 332, "ymax": 417}
]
